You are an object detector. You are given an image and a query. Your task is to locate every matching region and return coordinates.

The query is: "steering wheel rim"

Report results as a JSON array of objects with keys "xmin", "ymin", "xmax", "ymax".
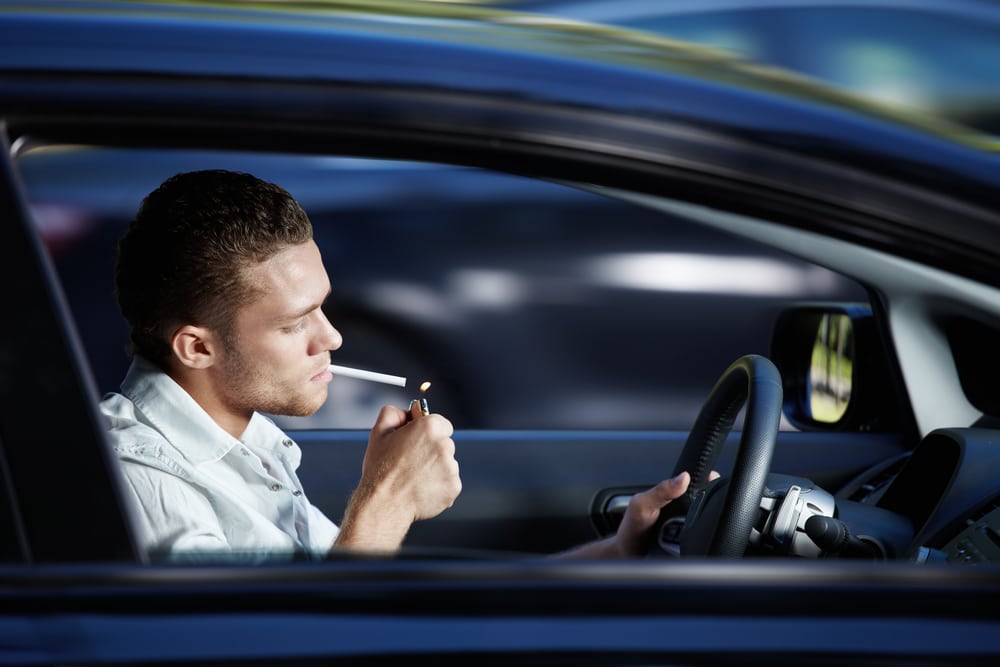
[{"xmin": 664, "ymin": 354, "xmax": 783, "ymax": 558}]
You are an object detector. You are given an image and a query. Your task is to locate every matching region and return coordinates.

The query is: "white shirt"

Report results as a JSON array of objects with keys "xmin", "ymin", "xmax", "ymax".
[{"xmin": 101, "ymin": 356, "xmax": 340, "ymax": 562}]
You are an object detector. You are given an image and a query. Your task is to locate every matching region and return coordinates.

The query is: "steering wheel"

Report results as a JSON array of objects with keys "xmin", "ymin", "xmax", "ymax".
[{"xmin": 654, "ymin": 354, "xmax": 783, "ymax": 558}]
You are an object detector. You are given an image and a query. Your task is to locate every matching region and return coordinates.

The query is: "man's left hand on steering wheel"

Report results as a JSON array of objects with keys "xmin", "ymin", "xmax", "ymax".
[{"xmin": 613, "ymin": 469, "xmax": 721, "ymax": 557}]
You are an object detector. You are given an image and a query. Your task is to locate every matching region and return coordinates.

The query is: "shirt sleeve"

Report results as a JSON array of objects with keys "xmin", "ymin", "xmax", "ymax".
[{"xmin": 305, "ymin": 501, "xmax": 340, "ymax": 556}]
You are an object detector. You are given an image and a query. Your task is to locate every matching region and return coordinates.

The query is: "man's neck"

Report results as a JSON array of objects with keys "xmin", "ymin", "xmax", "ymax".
[{"xmin": 168, "ymin": 367, "xmax": 252, "ymax": 440}]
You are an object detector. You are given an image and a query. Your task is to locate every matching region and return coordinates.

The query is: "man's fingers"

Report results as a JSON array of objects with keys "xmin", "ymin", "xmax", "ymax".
[
  {"xmin": 644, "ymin": 471, "xmax": 691, "ymax": 506},
  {"xmin": 371, "ymin": 404, "xmax": 409, "ymax": 435},
  {"xmin": 645, "ymin": 470, "xmax": 723, "ymax": 504}
]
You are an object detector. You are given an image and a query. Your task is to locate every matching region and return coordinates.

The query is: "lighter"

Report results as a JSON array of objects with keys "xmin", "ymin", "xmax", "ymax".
[{"xmin": 409, "ymin": 381, "xmax": 431, "ymax": 416}]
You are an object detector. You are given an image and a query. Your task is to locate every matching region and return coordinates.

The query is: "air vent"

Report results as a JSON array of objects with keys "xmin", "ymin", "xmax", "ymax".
[
  {"xmin": 847, "ymin": 453, "xmax": 911, "ymax": 504},
  {"xmin": 963, "ymin": 496, "xmax": 1000, "ymax": 527},
  {"xmin": 936, "ymin": 495, "xmax": 1000, "ymax": 560}
]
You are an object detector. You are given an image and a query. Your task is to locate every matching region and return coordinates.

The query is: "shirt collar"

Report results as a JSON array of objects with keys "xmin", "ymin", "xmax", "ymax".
[
  {"xmin": 242, "ymin": 413, "xmax": 303, "ymax": 469},
  {"xmin": 121, "ymin": 356, "xmax": 242, "ymax": 465}
]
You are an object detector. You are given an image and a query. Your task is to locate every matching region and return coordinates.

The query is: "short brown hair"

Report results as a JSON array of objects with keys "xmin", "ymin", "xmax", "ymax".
[{"xmin": 115, "ymin": 169, "xmax": 313, "ymax": 365}]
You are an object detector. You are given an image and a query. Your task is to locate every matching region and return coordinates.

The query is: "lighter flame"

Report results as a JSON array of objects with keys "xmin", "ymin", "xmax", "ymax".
[{"xmin": 419, "ymin": 381, "xmax": 432, "ymax": 393}]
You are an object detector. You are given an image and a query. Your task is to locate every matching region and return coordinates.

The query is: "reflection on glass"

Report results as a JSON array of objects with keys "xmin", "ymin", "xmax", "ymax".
[{"xmin": 809, "ymin": 313, "xmax": 853, "ymax": 423}]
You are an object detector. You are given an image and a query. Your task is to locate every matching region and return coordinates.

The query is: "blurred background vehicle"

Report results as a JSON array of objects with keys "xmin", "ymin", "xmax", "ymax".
[
  {"xmin": 21, "ymin": 147, "xmax": 866, "ymax": 430},
  {"xmin": 500, "ymin": 0, "xmax": 1000, "ymax": 136}
]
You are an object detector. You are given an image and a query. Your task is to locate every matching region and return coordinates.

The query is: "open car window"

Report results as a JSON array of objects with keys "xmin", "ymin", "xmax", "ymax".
[{"xmin": 19, "ymin": 146, "xmax": 870, "ymax": 432}]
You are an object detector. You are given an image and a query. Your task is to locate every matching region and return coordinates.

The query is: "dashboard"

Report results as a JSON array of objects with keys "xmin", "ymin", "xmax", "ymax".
[{"xmin": 848, "ymin": 428, "xmax": 1000, "ymax": 563}]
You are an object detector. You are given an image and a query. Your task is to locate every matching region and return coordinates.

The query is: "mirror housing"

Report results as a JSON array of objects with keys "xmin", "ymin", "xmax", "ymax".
[{"xmin": 771, "ymin": 304, "xmax": 901, "ymax": 432}]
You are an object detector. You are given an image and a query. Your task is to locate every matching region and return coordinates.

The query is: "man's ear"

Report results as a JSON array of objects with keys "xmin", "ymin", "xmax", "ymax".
[{"xmin": 170, "ymin": 325, "xmax": 219, "ymax": 370}]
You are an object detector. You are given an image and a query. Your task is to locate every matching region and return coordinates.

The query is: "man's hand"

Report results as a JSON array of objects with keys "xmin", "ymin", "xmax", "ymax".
[
  {"xmin": 614, "ymin": 471, "xmax": 691, "ymax": 557},
  {"xmin": 334, "ymin": 402, "xmax": 461, "ymax": 553},
  {"xmin": 559, "ymin": 470, "xmax": 719, "ymax": 559},
  {"xmin": 613, "ymin": 469, "xmax": 722, "ymax": 557}
]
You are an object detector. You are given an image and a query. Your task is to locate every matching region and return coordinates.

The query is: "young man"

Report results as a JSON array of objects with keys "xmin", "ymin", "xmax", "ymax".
[{"xmin": 101, "ymin": 169, "xmax": 695, "ymax": 561}]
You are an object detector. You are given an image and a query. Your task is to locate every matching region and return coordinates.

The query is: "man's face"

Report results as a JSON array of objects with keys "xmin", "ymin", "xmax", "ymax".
[{"xmin": 214, "ymin": 240, "xmax": 342, "ymax": 418}]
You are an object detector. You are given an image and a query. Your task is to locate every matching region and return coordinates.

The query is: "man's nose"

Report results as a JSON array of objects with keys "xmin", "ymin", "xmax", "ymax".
[
  {"xmin": 326, "ymin": 326, "xmax": 343, "ymax": 351},
  {"xmin": 319, "ymin": 311, "xmax": 342, "ymax": 351}
]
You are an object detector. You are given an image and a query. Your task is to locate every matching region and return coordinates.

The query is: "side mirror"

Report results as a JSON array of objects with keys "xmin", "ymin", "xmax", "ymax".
[{"xmin": 771, "ymin": 304, "xmax": 901, "ymax": 432}]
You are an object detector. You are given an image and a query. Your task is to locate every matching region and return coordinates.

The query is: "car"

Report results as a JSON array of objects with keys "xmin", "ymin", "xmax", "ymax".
[
  {"xmin": 2, "ymin": 0, "xmax": 1000, "ymax": 664},
  {"xmin": 503, "ymin": 0, "xmax": 1000, "ymax": 136}
]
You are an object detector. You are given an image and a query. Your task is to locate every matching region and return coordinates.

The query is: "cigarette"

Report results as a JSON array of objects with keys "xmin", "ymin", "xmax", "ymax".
[{"xmin": 328, "ymin": 364, "xmax": 407, "ymax": 387}]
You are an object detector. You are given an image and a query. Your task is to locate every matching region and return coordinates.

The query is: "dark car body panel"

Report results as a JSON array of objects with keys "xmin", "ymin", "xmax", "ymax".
[{"xmin": 3, "ymin": 561, "xmax": 1000, "ymax": 664}]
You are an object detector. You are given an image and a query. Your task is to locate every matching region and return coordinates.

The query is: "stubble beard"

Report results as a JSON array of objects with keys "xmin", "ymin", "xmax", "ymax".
[{"xmin": 220, "ymin": 341, "xmax": 327, "ymax": 418}]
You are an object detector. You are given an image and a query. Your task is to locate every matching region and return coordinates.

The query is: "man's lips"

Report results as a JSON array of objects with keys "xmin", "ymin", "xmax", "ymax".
[{"xmin": 310, "ymin": 368, "xmax": 334, "ymax": 382}]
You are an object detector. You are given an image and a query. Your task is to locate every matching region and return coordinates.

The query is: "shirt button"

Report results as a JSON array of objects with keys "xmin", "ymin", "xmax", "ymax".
[
  {"xmin": 282, "ymin": 439, "xmax": 294, "ymax": 448},
  {"xmin": 293, "ymin": 490, "xmax": 303, "ymax": 497},
  {"xmin": 241, "ymin": 448, "xmax": 250, "ymax": 456},
  {"xmin": 270, "ymin": 483, "xmax": 282, "ymax": 492}
]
